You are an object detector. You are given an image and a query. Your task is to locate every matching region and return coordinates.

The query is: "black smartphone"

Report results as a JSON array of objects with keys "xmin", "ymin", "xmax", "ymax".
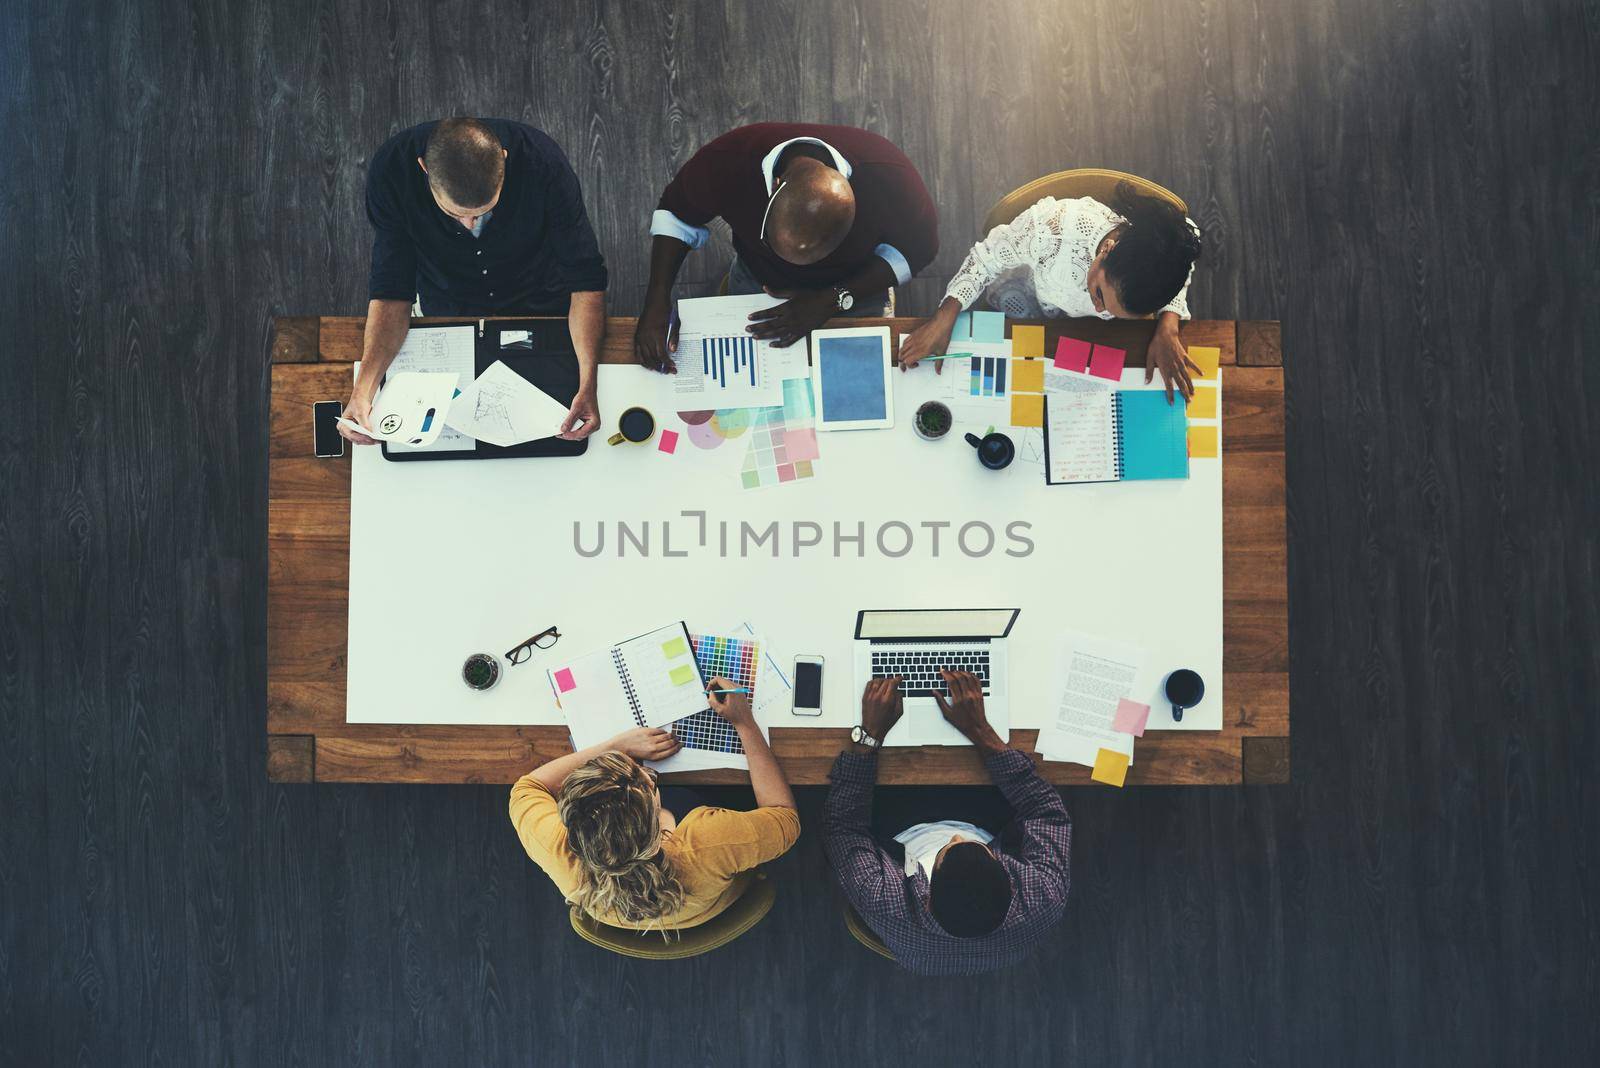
[
  {"xmin": 313, "ymin": 400, "xmax": 345, "ymax": 458},
  {"xmin": 792, "ymin": 655, "xmax": 823, "ymax": 716}
]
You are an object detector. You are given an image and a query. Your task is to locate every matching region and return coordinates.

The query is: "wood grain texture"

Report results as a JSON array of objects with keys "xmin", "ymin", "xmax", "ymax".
[
  {"xmin": 7, "ymin": 0, "xmax": 1598, "ymax": 1062},
  {"xmin": 268, "ymin": 316, "xmax": 1285, "ymax": 785}
]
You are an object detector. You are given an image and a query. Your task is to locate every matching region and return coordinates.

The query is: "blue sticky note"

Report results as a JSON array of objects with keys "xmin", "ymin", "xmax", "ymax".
[
  {"xmin": 950, "ymin": 311, "xmax": 973, "ymax": 342},
  {"xmin": 971, "ymin": 311, "xmax": 1005, "ymax": 343}
]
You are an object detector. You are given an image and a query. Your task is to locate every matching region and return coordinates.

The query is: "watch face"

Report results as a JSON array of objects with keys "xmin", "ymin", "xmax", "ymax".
[{"xmin": 838, "ymin": 290, "xmax": 854, "ymax": 311}]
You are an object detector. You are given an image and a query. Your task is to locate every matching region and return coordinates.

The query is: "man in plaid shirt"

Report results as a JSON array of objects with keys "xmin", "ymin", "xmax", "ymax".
[{"xmin": 823, "ymin": 671, "xmax": 1073, "ymax": 975}]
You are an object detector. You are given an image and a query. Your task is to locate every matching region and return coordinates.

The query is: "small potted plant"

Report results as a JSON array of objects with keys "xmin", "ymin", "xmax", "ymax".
[
  {"xmin": 462, "ymin": 653, "xmax": 501, "ymax": 691},
  {"xmin": 914, "ymin": 400, "xmax": 953, "ymax": 441}
]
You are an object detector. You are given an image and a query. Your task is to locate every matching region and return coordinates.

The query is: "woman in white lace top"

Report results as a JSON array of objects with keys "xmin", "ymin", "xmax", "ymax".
[{"xmin": 901, "ymin": 183, "xmax": 1204, "ymax": 399}]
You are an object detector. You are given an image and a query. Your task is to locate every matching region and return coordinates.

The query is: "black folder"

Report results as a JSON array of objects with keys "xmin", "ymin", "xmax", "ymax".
[{"xmin": 381, "ymin": 318, "xmax": 588, "ymax": 462}]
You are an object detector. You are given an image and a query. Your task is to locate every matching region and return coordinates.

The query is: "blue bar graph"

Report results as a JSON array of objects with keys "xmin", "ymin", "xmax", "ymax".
[{"xmin": 701, "ymin": 336, "xmax": 757, "ymax": 389}]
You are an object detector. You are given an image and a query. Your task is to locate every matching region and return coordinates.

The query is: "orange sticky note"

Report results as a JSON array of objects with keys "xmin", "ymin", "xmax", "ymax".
[
  {"xmin": 1188, "ymin": 385, "xmax": 1217, "ymax": 419},
  {"xmin": 1188, "ymin": 425, "xmax": 1219, "ymax": 458},
  {"xmin": 1188, "ymin": 346, "xmax": 1221, "ymax": 379},
  {"xmin": 1009, "ymin": 392, "xmax": 1044, "ymax": 428},
  {"xmin": 1010, "ymin": 358, "xmax": 1045, "ymax": 393},
  {"xmin": 1091, "ymin": 747, "xmax": 1130, "ymax": 787},
  {"xmin": 1010, "ymin": 324, "xmax": 1045, "ymax": 360}
]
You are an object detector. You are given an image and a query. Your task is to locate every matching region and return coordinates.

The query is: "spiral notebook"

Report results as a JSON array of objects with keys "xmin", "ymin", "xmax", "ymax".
[
  {"xmin": 1043, "ymin": 388, "xmax": 1190, "ymax": 484},
  {"xmin": 547, "ymin": 623, "xmax": 710, "ymax": 748}
]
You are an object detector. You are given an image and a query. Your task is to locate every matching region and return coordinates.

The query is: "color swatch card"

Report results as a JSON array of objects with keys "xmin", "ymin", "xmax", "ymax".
[
  {"xmin": 548, "ymin": 622, "xmax": 708, "ymax": 746},
  {"xmin": 651, "ymin": 632, "xmax": 772, "ymax": 773},
  {"xmin": 738, "ymin": 376, "xmax": 821, "ymax": 490}
]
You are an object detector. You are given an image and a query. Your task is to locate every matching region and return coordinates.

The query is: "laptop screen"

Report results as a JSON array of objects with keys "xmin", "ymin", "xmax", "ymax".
[{"xmin": 855, "ymin": 609, "xmax": 1019, "ymax": 640}]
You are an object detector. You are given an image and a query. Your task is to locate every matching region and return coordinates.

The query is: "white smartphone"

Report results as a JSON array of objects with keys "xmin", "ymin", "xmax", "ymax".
[{"xmin": 791, "ymin": 655, "xmax": 824, "ymax": 716}]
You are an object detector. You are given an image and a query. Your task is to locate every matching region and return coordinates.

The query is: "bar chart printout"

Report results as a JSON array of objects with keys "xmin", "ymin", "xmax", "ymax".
[{"xmin": 702, "ymin": 336, "xmax": 757, "ymax": 388}]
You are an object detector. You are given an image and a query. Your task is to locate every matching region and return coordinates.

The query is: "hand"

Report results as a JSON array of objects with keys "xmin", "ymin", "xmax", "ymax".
[
  {"xmin": 559, "ymin": 385, "xmax": 599, "ymax": 440},
  {"xmin": 633, "ymin": 298, "xmax": 678, "ymax": 374},
  {"xmin": 338, "ymin": 392, "xmax": 378, "ymax": 446},
  {"xmin": 706, "ymin": 676, "xmax": 755, "ymax": 727},
  {"xmin": 1144, "ymin": 324, "xmax": 1200, "ymax": 402},
  {"xmin": 609, "ymin": 726, "xmax": 683, "ymax": 762},
  {"xmin": 898, "ymin": 305, "xmax": 959, "ymax": 375},
  {"xmin": 859, "ymin": 675, "xmax": 904, "ymax": 743},
  {"xmin": 746, "ymin": 287, "xmax": 836, "ymax": 348},
  {"xmin": 933, "ymin": 671, "xmax": 1005, "ymax": 751}
]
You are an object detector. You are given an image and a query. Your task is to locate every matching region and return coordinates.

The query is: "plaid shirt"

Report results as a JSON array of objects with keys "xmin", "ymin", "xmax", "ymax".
[{"xmin": 823, "ymin": 747, "xmax": 1072, "ymax": 976}]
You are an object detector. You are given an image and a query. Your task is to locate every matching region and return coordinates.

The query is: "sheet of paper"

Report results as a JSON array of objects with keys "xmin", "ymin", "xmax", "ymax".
[
  {"xmin": 1088, "ymin": 345, "xmax": 1126, "ymax": 381},
  {"xmin": 1009, "ymin": 392, "xmax": 1044, "ymax": 428},
  {"xmin": 1188, "ymin": 385, "xmax": 1218, "ymax": 419},
  {"xmin": 1188, "ymin": 345, "xmax": 1221, "ymax": 379},
  {"xmin": 1011, "ymin": 359, "xmax": 1045, "ymax": 393},
  {"xmin": 363, "ymin": 372, "xmax": 461, "ymax": 448},
  {"xmin": 1188, "ymin": 424, "xmax": 1219, "ymax": 458},
  {"xmin": 445, "ymin": 360, "xmax": 571, "ymax": 447},
  {"xmin": 1112, "ymin": 698, "xmax": 1150, "ymax": 736},
  {"xmin": 387, "ymin": 325, "xmax": 476, "ymax": 452},
  {"xmin": 615, "ymin": 623, "xmax": 708, "ymax": 727},
  {"xmin": 1054, "ymin": 336, "xmax": 1092, "ymax": 373},
  {"xmin": 1091, "ymin": 747, "xmax": 1130, "ymax": 787},
  {"xmin": 668, "ymin": 295, "xmax": 807, "ymax": 408},
  {"xmin": 1036, "ymin": 631, "xmax": 1144, "ymax": 767},
  {"xmin": 1044, "ymin": 389, "xmax": 1118, "ymax": 483},
  {"xmin": 971, "ymin": 311, "xmax": 1006, "ymax": 342},
  {"xmin": 1010, "ymin": 324, "xmax": 1045, "ymax": 360}
]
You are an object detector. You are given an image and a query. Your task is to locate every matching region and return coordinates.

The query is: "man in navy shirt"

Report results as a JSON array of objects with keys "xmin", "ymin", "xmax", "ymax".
[{"xmin": 341, "ymin": 118, "xmax": 609, "ymax": 444}]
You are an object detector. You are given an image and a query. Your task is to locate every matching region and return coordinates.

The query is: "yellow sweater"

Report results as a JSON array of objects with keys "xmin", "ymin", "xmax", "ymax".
[{"xmin": 509, "ymin": 774, "xmax": 801, "ymax": 930}]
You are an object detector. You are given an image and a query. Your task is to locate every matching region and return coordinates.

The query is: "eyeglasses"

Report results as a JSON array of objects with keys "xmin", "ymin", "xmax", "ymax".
[
  {"xmin": 758, "ymin": 178, "xmax": 788, "ymax": 248},
  {"xmin": 505, "ymin": 626, "xmax": 560, "ymax": 665}
]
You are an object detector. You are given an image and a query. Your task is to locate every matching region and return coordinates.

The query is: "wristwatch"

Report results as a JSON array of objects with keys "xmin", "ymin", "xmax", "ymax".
[
  {"xmin": 849, "ymin": 725, "xmax": 881, "ymax": 749},
  {"xmin": 833, "ymin": 287, "xmax": 855, "ymax": 312}
]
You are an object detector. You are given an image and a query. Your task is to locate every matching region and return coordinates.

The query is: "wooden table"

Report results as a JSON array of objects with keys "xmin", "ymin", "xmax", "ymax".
[{"xmin": 268, "ymin": 316, "xmax": 1288, "ymax": 785}]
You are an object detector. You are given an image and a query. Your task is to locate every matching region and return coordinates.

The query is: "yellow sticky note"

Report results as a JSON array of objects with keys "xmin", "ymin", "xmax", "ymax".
[
  {"xmin": 1091, "ymin": 747, "xmax": 1129, "ymax": 787},
  {"xmin": 1009, "ymin": 392, "xmax": 1044, "ymax": 428},
  {"xmin": 1188, "ymin": 385, "xmax": 1217, "ymax": 419},
  {"xmin": 1188, "ymin": 346, "xmax": 1221, "ymax": 379},
  {"xmin": 661, "ymin": 636, "xmax": 689, "ymax": 658},
  {"xmin": 668, "ymin": 664, "xmax": 696, "ymax": 686},
  {"xmin": 1010, "ymin": 358, "xmax": 1045, "ymax": 393},
  {"xmin": 1010, "ymin": 324, "xmax": 1045, "ymax": 360},
  {"xmin": 1188, "ymin": 425, "xmax": 1219, "ymax": 458}
]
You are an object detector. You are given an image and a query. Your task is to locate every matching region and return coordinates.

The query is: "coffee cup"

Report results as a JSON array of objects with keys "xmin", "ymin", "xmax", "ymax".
[
  {"xmin": 609, "ymin": 406, "xmax": 656, "ymax": 446},
  {"xmin": 1164, "ymin": 668, "xmax": 1205, "ymax": 722},
  {"xmin": 964, "ymin": 430, "xmax": 1015, "ymax": 470}
]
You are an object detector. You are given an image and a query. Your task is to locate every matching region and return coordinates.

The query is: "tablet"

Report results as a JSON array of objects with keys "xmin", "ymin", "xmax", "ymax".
[{"xmin": 809, "ymin": 326, "xmax": 894, "ymax": 431}]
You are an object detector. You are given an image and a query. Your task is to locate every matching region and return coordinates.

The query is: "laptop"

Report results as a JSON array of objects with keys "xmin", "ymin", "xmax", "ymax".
[{"xmin": 852, "ymin": 608, "xmax": 1020, "ymax": 747}]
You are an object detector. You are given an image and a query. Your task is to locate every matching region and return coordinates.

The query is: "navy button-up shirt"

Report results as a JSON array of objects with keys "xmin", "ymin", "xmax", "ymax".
[{"xmin": 365, "ymin": 120, "xmax": 608, "ymax": 315}]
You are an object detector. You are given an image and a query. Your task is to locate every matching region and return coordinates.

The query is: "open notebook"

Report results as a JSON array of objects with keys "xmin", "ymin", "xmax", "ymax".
[
  {"xmin": 1043, "ymin": 387, "xmax": 1190, "ymax": 484},
  {"xmin": 547, "ymin": 623, "xmax": 710, "ymax": 748}
]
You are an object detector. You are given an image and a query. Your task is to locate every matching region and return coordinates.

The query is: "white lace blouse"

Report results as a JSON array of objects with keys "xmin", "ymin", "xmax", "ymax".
[{"xmin": 944, "ymin": 195, "xmax": 1193, "ymax": 321}]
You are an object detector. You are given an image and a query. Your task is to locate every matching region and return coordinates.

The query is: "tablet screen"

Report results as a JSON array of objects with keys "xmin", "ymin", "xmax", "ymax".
[{"xmin": 817, "ymin": 336, "xmax": 888, "ymax": 422}]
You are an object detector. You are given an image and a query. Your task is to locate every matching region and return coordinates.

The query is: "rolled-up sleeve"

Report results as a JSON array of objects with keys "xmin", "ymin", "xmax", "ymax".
[
  {"xmin": 655, "ymin": 137, "xmax": 740, "ymax": 249},
  {"xmin": 365, "ymin": 152, "xmax": 418, "ymax": 303}
]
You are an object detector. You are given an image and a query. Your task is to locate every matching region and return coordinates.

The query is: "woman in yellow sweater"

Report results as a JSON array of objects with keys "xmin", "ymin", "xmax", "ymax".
[{"xmin": 509, "ymin": 680, "xmax": 800, "ymax": 932}]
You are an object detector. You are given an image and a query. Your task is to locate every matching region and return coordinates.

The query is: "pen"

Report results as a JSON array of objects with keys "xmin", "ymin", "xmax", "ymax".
[{"xmin": 705, "ymin": 687, "xmax": 751, "ymax": 695}]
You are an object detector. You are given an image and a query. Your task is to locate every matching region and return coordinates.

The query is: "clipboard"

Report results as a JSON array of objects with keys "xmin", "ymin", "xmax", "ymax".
[{"xmin": 381, "ymin": 318, "xmax": 589, "ymax": 462}]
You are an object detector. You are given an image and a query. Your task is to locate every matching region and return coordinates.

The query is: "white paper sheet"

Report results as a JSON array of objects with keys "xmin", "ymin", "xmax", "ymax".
[
  {"xmin": 1036, "ymin": 630, "xmax": 1145, "ymax": 767},
  {"xmin": 668, "ymin": 294, "xmax": 809, "ymax": 409},
  {"xmin": 350, "ymin": 371, "xmax": 461, "ymax": 448},
  {"xmin": 387, "ymin": 325, "xmax": 477, "ymax": 453},
  {"xmin": 445, "ymin": 360, "xmax": 572, "ymax": 447}
]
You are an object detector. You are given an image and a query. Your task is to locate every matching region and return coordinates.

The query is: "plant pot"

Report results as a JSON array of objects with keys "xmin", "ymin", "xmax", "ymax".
[
  {"xmin": 462, "ymin": 653, "xmax": 501, "ymax": 691},
  {"xmin": 914, "ymin": 400, "xmax": 953, "ymax": 441}
]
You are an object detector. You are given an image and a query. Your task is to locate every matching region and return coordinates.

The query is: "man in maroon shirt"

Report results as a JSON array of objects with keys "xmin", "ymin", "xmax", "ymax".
[{"xmin": 633, "ymin": 123, "xmax": 939, "ymax": 370}]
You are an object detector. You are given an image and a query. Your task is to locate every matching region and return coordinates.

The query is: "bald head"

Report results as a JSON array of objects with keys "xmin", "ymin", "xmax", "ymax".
[{"xmin": 765, "ymin": 157, "xmax": 855, "ymax": 265}]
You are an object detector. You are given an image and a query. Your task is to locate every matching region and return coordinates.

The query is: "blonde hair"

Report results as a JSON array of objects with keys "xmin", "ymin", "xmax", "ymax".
[{"xmin": 557, "ymin": 751, "xmax": 686, "ymax": 927}]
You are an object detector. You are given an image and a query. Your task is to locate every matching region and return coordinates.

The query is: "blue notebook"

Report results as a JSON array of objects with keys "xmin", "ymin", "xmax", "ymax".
[{"xmin": 1043, "ymin": 389, "xmax": 1190, "ymax": 484}]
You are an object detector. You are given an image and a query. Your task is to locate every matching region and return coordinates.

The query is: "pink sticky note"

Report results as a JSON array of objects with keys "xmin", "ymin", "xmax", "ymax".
[
  {"xmin": 554, "ymin": 668, "xmax": 577, "ymax": 693},
  {"xmin": 785, "ymin": 427, "xmax": 820, "ymax": 462},
  {"xmin": 1054, "ymin": 336, "xmax": 1091, "ymax": 372},
  {"xmin": 658, "ymin": 429, "xmax": 679, "ymax": 454},
  {"xmin": 1088, "ymin": 345, "xmax": 1126, "ymax": 381},
  {"xmin": 1112, "ymin": 697, "xmax": 1150, "ymax": 736}
]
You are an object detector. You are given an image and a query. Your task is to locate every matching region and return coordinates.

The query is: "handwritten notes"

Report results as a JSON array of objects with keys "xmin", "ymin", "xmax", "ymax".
[{"xmin": 1010, "ymin": 324, "xmax": 1045, "ymax": 360}]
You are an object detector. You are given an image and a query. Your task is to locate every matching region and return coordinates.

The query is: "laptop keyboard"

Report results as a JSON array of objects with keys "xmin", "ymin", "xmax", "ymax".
[{"xmin": 870, "ymin": 646, "xmax": 992, "ymax": 698}]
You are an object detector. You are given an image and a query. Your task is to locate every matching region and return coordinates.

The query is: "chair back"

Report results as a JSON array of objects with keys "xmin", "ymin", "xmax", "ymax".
[
  {"xmin": 982, "ymin": 168, "xmax": 1189, "ymax": 235},
  {"xmin": 567, "ymin": 874, "xmax": 775, "ymax": 960},
  {"xmin": 842, "ymin": 903, "xmax": 895, "ymax": 960}
]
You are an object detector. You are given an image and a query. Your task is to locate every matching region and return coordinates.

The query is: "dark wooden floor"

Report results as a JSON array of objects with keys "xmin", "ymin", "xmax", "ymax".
[{"xmin": 3, "ymin": 0, "xmax": 1597, "ymax": 1063}]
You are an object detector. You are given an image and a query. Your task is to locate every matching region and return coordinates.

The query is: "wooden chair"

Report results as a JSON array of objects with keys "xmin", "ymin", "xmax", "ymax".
[
  {"xmin": 981, "ymin": 167, "xmax": 1189, "ymax": 235},
  {"xmin": 567, "ymin": 874, "xmax": 775, "ymax": 960},
  {"xmin": 842, "ymin": 903, "xmax": 895, "ymax": 961}
]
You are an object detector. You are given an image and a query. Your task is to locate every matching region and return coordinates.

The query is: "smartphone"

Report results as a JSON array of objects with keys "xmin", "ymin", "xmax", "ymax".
[
  {"xmin": 791, "ymin": 655, "xmax": 824, "ymax": 716},
  {"xmin": 313, "ymin": 400, "xmax": 345, "ymax": 458}
]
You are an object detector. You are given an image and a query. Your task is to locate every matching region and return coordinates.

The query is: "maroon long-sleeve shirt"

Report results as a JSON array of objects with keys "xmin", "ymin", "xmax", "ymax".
[{"xmin": 651, "ymin": 122, "xmax": 939, "ymax": 292}]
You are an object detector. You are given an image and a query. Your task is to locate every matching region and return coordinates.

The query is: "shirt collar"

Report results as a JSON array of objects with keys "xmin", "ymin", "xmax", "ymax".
[{"xmin": 761, "ymin": 136, "xmax": 853, "ymax": 194}]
